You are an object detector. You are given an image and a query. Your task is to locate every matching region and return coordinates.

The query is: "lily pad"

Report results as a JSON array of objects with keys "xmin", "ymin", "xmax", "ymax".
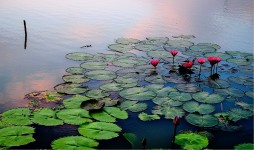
[
  {"xmin": 101, "ymin": 98, "xmax": 120, "ymax": 107},
  {"xmin": 189, "ymin": 45, "xmax": 216, "ymax": 52},
  {"xmin": 143, "ymin": 37, "xmax": 169, "ymax": 45},
  {"xmin": 205, "ymin": 79, "xmax": 230, "ymax": 89},
  {"xmin": 54, "ymin": 83, "xmax": 88, "ymax": 95},
  {"xmin": 147, "ymin": 50, "xmax": 171, "ymax": 59},
  {"xmin": 85, "ymin": 70, "xmax": 116, "ymax": 80},
  {"xmin": 80, "ymin": 62, "xmax": 107, "ymax": 70},
  {"xmin": 135, "ymin": 44, "xmax": 158, "ymax": 52},
  {"xmin": 146, "ymin": 85, "xmax": 177, "ymax": 97},
  {"xmin": 62, "ymin": 75, "xmax": 89, "ymax": 84},
  {"xmin": 119, "ymin": 87, "xmax": 156, "ymax": 101},
  {"xmin": 163, "ymin": 73, "xmax": 193, "ymax": 84},
  {"xmin": 138, "ymin": 112, "xmax": 160, "ymax": 121},
  {"xmin": 192, "ymin": 92, "xmax": 224, "ymax": 104},
  {"xmin": 103, "ymin": 107, "xmax": 128, "ymax": 120},
  {"xmin": 56, "ymin": 109, "xmax": 92, "ymax": 125},
  {"xmin": 145, "ymin": 75, "xmax": 166, "ymax": 84},
  {"xmin": 90, "ymin": 111, "xmax": 116, "ymax": 122},
  {"xmin": 100, "ymin": 83, "xmax": 123, "ymax": 92},
  {"xmin": 227, "ymin": 108, "xmax": 253, "ymax": 122},
  {"xmin": 116, "ymin": 38, "xmax": 140, "ymax": 45},
  {"xmin": 78, "ymin": 122, "xmax": 122, "ymax": 140},
  {"xmin": 168, "ymin": 92, "xmax": 192, "ymax": 102},
  {"xmin": 119, "ymin": 100, "xmax": 138, "ymax": 110},
  {"xmin": 172, "ymin": 34, "xmax": 196, "ymax": 39},
  {"xmin": 245, "ymin": 91, "xmax": 254, "ymax": 99},
  {"xmin": 225, "ymin": 51, "xmax": 252, "ymax": 58},
  {"xmin": 85, "ymin": 90, "xmax": 109, "ymax": 99},
  {"xmin": 228, "ymin": 76, "xmax": 253, "ymax": 87},
  {"xmin": 152, "ymin": 106, "xmax": 185, "ymax": 119},
  {"xmin": 108, "ymin": 44, "xmax": 133, "ymax": 53},
  {"xmin": 65, "ymin": 52, "xmax": 93, "ymax": 61},
  {"xmin": 197, "ymin": 43, "xmax": 221, "ymax": 49},
  {"xmin": 0, "ymin": 126, "xmax": 35, "ymax": 147},
  {"xmin": 25, "ymin": 91, "xmax": 63, "ymax": 102},
  {"xmin": 176, "ymin": 84, "xmax": 202, "ymax": 93},
  {"xmin": 175, "ymin": 133, "xmax": 208, "ymax": 150},
  {"xmin": 214, "ymin": 88, "xmax": 245, "ymax": 98},
  {"xmin": 63, "ymin": 95, "xmax": 91, "ymax": 109},
  {"xmin": 204, "ymin": 52, "xmax": 232, "ymax": 60},
  {"xmin": 51, "ymin": 136, "xmax": 99, "ymax": 150},
  {"xmin": 112, "ymin": 58, "xmax": 142, "ymax": 67},
  {"xmin": 65, "ymin": 67, "xmax": 84, "ymax": 75},
  {"xmin": 80, "ymin": 100, "xmax": 105, "ymax": 111},
  {"xmin": 183, "ymin": 101, "xmax": 215, "ymax": 114},
  {"xmin": 123, "ymin": 133, "xmax": 139, "ymax": 149},
  {"xmin": 239, "ymin": 66, "xmax": 254, "ymax": 74},
  {"xmin": 1, "ymin": 108, "xmax": 32, "ymax": 126},
  {"xmin": 127, "ymin": 103, "xmax": 147, "ymax": 112},
  {"xmin": 152, "ymin": 97, "xmax": 183, "ymax": 107},
  {"xmin": 227, "ymin": 58, "xmax": 251, "ymax": 66},
  {"xmin": 185, "ymin": 114, "xmax": 218, "ymax": 127},
  {"xmin": 167, "ymin": 39, "xmax": 194, "ymax": 48},
  {"xmin": 236, "ymin": 102, "xmax": 254, "ymax": 112},
  {"xmin": 31, "ymin": 108, "xmax": 63, "ymax": 126},
  {"xmin": 234, "ymin": 143, "xmax": 254, "ymax": 150}
]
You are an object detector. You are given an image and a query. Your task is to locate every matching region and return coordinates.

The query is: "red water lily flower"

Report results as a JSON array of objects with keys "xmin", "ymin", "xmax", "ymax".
[
  {"xmin": 173, "ymin": 116, "xmax": 180, "ymax": 126},
  {"xmin": 197, "ymin": 58, "xmax": 206, "ymax": 64},
  {"xmin": 150, "ymin": 59, "xmax": 159, "ymax": 67},
  {"xmin": 183, "ymin": 61, "xmax": 193, "ymax": 68},
  {"xmin": 170, "ymin": 50, "xmax": 178, "ymax": 56},
  {"xmin": 207, "ymin": 56, "xmax": 217, "ymax": 65},
  {"xmin": 216, "ymin": 57, "xmax": 222, "ymax": 63}
]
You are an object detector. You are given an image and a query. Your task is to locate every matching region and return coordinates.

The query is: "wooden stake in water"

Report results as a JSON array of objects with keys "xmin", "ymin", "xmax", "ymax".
[{"xmin": 23, "ymin": 20, "xmax": 27, "ymax": 49}]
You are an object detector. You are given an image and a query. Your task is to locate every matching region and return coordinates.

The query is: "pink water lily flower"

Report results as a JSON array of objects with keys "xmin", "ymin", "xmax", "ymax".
[
  {"xmin": 197, "ymin": 58, "xmax": 206, "ymax": 64},
  {"xmin": 207, "ymin": 56, "xmax": 217, "ymax": 66},
  {"xmin": 170, "ymin": 50, "xmax": 178, "ymax": 56},
  {"xmin": 216, "ymin": 57, "xmax": 222, "ymax": 63},
  {"xmin": 183, "ymin": 61, "xmax": 193, "ymax": 69},
  {"xmin": 150, "ymin": 59, "xmax": 159, "ymax": 67}
]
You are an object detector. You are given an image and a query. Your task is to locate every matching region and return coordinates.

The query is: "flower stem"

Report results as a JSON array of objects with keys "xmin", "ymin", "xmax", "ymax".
[
  {"xmin": 173, "ymin": 56, "xmax": 175, "ymax": 65},
  {"xmin": 199, "ymin": 64, "xmax": 202, "ymax": 79}
]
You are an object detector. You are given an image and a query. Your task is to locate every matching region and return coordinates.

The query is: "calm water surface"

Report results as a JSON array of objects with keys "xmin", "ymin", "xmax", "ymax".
[{"xmin": 0, "ymin": 0, "xmax": 253, "ymax": 149}]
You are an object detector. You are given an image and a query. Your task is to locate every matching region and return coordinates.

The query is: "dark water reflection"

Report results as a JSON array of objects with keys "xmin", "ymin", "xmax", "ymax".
[{"xmin": 0, "ymin": 0, "xmax": 253, "ymax": 149}]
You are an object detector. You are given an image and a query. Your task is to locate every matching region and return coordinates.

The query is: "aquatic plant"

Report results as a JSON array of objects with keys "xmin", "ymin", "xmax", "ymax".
[
  {"xmin": 234, "ymin": 143, "xmax": 254, "ymax": 150},
  {"xmin": 170, "ymin": 50, "xmax": 178, "ymax": 64},
  {"xmin": 172, "ymin": 116, "xmax": 180, "ymax": 145},
  {"xmin": 150, "ymin": 59, "xmax": 160, "ymax": 68},
  {"xmin": 196, "ymin": 58, "xmax": 206, "ymax": 80},
  {"xmin": 175, "ymin": 132, "xmax": 208, "ymax": 150}
]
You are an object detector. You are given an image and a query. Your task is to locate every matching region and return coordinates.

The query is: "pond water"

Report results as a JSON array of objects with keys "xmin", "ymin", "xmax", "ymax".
[{"xmin": 0, "ymin": 0, "xmax": 253, "ymax": 149}]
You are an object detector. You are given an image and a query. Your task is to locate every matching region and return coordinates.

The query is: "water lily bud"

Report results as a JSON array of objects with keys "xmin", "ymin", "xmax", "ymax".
[
  {"xmin": 173, "ymin": 116, "xmax": 180, "ymax": 126},
  {"xmin": 170, "ymin": 50, "xmax": 179, "ymax": 56}
]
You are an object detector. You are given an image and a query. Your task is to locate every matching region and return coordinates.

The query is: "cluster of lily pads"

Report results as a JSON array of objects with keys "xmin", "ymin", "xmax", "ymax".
[{"xmin": 0, "ymin": 36, "xmax": 253, "ymax": 149}]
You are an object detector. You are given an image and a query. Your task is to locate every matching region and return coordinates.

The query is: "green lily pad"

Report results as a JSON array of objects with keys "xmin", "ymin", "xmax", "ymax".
[
  {"xmin": 192, "ymin": 92, "xmax": 224, "ymax": 104},
  {"xmin": 225, "ymin": 51, "xmax": 252, "ymax": 58},
  {"xmin": 163, "ymin": 73, "xmax": 193, "ymax": 84},
  {"xmin": 85, "ymin": 70, "xmax": 116, "ymax": 80},
  {"xmin": 147, "ymin": 50, "xmax": 170, "ymax": 59},
  {"xmin": 239, "ymin": 66, "xmax": 254, "ymax": 74},
  {"xmin": 31, "ymin": 108, "xmax": 63, "ymax": 126},
  {"xmin": 214, "ymin": 88, "xmax": 244, "ymax": 98},
  {"xmin": 56, "ymin": 109, "xmax": 92, "ymax": 125},
  {"xmin": 90, "ymin": 111, "xmax": 116, "ymax": 122},
  {"xmin": 176, "ymin": 84, "xmax": 202, "ymax": 93},
  {"xmin": 62, "ymin": 75, "xmax": 89, "ymax": 84},
  {"xmin": 152, "ymin": 97, "xmax": 183, "ymax": 106},
  {"xmin": 204, "ymin": 52, "xmax": 232, "ymax": 60},
  {"xmin": 112, "ymin": 58, "xmax": 142, "ymax": 67},
  {"xmin": 236, "ymin": 102, "xmax": 254, "ymax": 112},
  {"xmin": 66, "ymin": 67, "xmax": 84, "ymax": 75},
  {"xmin": 78, "ymin": 122, "xmax": 122, "ymax": 140},
  {"xmin": 228, "ymin": 76, "xmax": 253, "ymax": 87},
  {"xmin": 227, "ymin": 58, "xmax": 252, "ymax": 66},
  {"xmin": 189, "ymin": 45, "xmax": 216, "ymax": 52},
  {"xmin": 197, "ymin": 43, "xmax": 221, "ymax": 49},
  {"xmin": 146, "ymin": 84, "xmax": 177, "ymax": 97},
  {"xmin": 135, "ymin": 44, "xmax": 158, "ymax": 52},
  {"xmin": 205, "ymin": 79, "xmax": 230, "ymax": 89},
  {"xmin": 54, "ymin": 83, "xmax": 88, "ymax": 95},
  {"xmin": 228, "ymin": 108, "xmax": 253, "ymax": 122},
  {"xmin": 167, "ymin": 39, "xmax": 194, "ymax": 48},
  {"xmin": 51, "ymin": 136, "xmax": 99, "ymax": 150},
  {"xmin": 80, "ymin": 100, "xmax": 105, "ymax": 111},
  {"xmin": 80, "ymin": 62, "xmax": 107, "ymax": 70},
  {"xmin": 25, "ymin": 91, "xmax": 63, "ymax": 102},
  {"xmin": 65, "ymin": 52, "xmax": 93, "ymax": 61},
  {"xmin": 108, "ymin": 44, "xmax": 133, "ymax": 53},
  {"xmin": 119, "ymin": 100, "xmax": 138, "ymax": 110},
  {"xmin": 119, "ymin": 87, "xmax": 156, "ymax": 101},
  {"xmin": 116, "ymin": 68, "xmax": 143, "ymax": 77},
  {"xmin": 103, "ymin": 107, "xmax": 128, "ymax": 120},
  {"xmin": 101, "ymin": 97, "xmax": 120, "ymax": 107},
  {"xmin": 98, "ymin": 53, "xmax": 117, "ymax": 62},
  {"xmin": 138, "ymin": 112, "xmax": 160, "ymax": 121},
  {"xmin": 116, "ymin": 38, "xmax": 140, "ymax": 45},
  {"xmin": 152, "ymin": 106, "xmax": 185, "ymax": 119},
  {"xmin": 183, "ymin": 101, "xmax": 215, "ymax": 114},
  {"xmin": 63, "ymin": 95, "xmax": 91, "ymax": 109},
  {"xmin": 234, "ymin": 143, "xmax": 254, "ymax": 150},
  {"xmin": 168, "ymin": 92, "xmax": 192, "ymax": 102},
  {"xmin": 175, "ymin": 133, "xmax": 208, "ymax": 150},
  {"xmin": 144, "ymin": 37, "xmax": 169, "ymax": 45},
  {"xmin": 128, "ymin": 103, "xmax": 147, "ymax": 112},
  {"xmin": 185, "ymin": 114, "xmax": 218, "ymax": 127},
  {"xmin": 100, "ymin": 83, "xmax": 123, "ymax": 92},
  {"xmin": 172, "ymin": 34, "xmax": 196, "ymax": 39},
  {"xmin": 1, "ymin": 108, "xmax": 32, "ymax": 126},
  {"xmin": 123, "ymin": 133, "xmax": 139, "ymax": 149},
  {"xmin": 0, "ymin": 126, "xmax": 35, "ymax": 147},
  {"xmin": 85, "ymin": 90, "xmax": 109, "ymax": 99},
  {"xmin": 245, "ymin": 91, "xmax": 254, "ymax": 99},
  {"xmin": 145, "ymin": 75, "xmax": 166, "ymax": 84}
]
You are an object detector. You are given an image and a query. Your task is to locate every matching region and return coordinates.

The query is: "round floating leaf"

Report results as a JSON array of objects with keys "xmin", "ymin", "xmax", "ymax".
[
  {"xmin": 85, "ymin": 90, "xmax": 109, "ymax": 99},
  {"xmin": 108, "ymin": 44, "xmax": 133, "ymax": 53},
  {"xmin": 147, "ymin": 50, "xmax": 170, "ymax": 59},
  {"xmin": 234, "ymin": 143, "xmax": 254, "ymax": 150},
  {"xmin": 185, "ymin": 114, "xmax": 218, "ymax": 127},
  {"xmin": 225, "ymin": 51, "xmax": 252, "ymax": 58},
  {"xmin": 116, "ymin": 68, "xmax": 143, "ymax": 77},
  {"xmin": 228, "ymin": 108, "xmax": 253, "ymax": 122},
  {"xmin": 1, "ymin": 108, "xmax": 32, "ymax": 126},
  {"xmin": 0, "ymin": 126, "xmax": 35, "ymax": 147},
  {"xmin": 128, "ymin": 103, "xmax": 147, "ymax": 112},
  {"xmin": 80, "ymin": 62, "xmax": 107, "ymax": 70},
  {"xmin": 176, "ymin": 84, "xmax": 202, "ymax": 93},
  {"xmin": 85, "ymin": 70, "xmax": 116, "ymax": 80},
  {"xmin": 183, "ymin": 101, "xmax": 215, "ymax": 114},
  {"xmin": 239, "ymin": 66, "xmax": 254, "ymax": 74},
  {"xmin": 168, "ymin": 92, "xmax": 192, "ymax": 102},
  {"xmin": 228, "ymin": 76, "xmax": 253, "ymax": 87},
  {"xmin": 119, "ymin": 101, "xmax": 138, "ymax": 110},
  {"xmin": 145, "ymin": 37, "xmax": 169, "ymax": 45},
  {"xmin": 245, "ymin": 91, "xmax": 254, "ymax": 99},
  {"xmin": 78, "ymin": 122, "xmax": 122, "ymax": 140},
  {"xmin": 101, "ymin": 98, "xmax": 120, "ymax": 107},
  {"xmin": 54, "ymin": 83, "xmax": 88, "ymax": 95},
  {"xmin": 114, "ymin": 76, "xmax": 138, "ymax": 84},
  {"xmin": 172, "ymin": 34, "xmax": 195, "ymax": 39},
  {"xmin": 25, "ymin": 91, "xmax": 63, "ymax": 102},
  {"xmin": 91, "ymin": 111, "xmax": 116, "ymax": 123},
  {"xmin": 145, "ymin": 75, "xmax": 166, "ymax": 84},
  {"xmin": 204, "ymin": 52, "xmax": 232, "ymax": 60},
  {"xmin": 214, "ymin": 88, "xmax": 244, "ymax": 98},
  {"xmin": 197, "ymin": 43, "xmax": 221, "ymax": 49},
  {"xmin": 62, "ymin": 75, "xmax": 89, "ymax": 84},
  {"xmin": 163, "ymin": 73, "xmax": 193, "ymax": 84},
  {"xmin": 116, "ymin": 38, "xmax": 140, "ymax": 45},
  {"xmin": 192, "ymin": 92, "xmax": 224, "ymax": 104},
  {"xmin": 175, "ymin": 133, "xmax": 208, "ymax": 150},
  {"xmin": 112, "ymin": 58, "xmax": 142, "ymax": 67},
  {"xmin": 80, "ymin": 100, "xmax": 105, "ymax": 111},
  {"xmin": 103, "ymin": 107, "xmax": 128, "ymax": 120},
  {"xmin": 119, "ymin": 87, "xmax": 156, "ymax": 101},
  {"xmin": 236, "ymin": 102, "xmax": 254, "ymax": 112},
  {"xmin": 123, "ymin": 133, "xmax": 138, "ymax": 149},
  {"xmin": 138, "ymin": 112, "xmax": 160, "ymax": 121},
  {"xmin": 56, "ymin": 109, "xmax": 92, "ymax": 125},
  {"xmin": 152, "ymin": 106, "xmax": 185, "ymax": 119},
  {"xmin": 31, "ymin": 108, "xmax": 63, "ymax": 126},
  {"xmin": 227, "ymin": 58, "xmax": 251, "ymax": 66},
  {"xmin": 135, "ymin": 44, "xmax": 158, "ymax": 52},
  {"xmin": 100, "ymin": 83, "xmax": 123, "ymax": 92},
  {"xmin": 152, "ymin": 97, "xmax": 183, "ymax": 107},
  {"xmin": 66, "ymin": 67, "xmax": 84, "ymax": 75},
  {"xmin": 189, "ymin": 45, "xmax": 216, "ymax": 52},
  {"xmin": 51, "ymin": 136, "xmax": 99, "ymax": 150},
  {"xmin": 65, "ymin": 52, "xmax": 93, "ymax": 61},
  {"xmin": 167, "ymin": 39, "xmax": 194, "ymax": 48},
  {"xmin": 146, "ymin": 85, "xmax": 177, "ymax": 97},
  {"xmin": 205, "ymin": 79, "xmax": 230, "ymax": 89},
  {"xmin": 63, "ymin": 95, "xmax": 91, "ymax": 109}
]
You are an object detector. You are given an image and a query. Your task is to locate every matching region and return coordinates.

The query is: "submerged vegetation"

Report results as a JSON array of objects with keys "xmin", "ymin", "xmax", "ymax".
[{"xmin": 0, "ymin": 35, "xmax": 253, "ymax": 149}]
